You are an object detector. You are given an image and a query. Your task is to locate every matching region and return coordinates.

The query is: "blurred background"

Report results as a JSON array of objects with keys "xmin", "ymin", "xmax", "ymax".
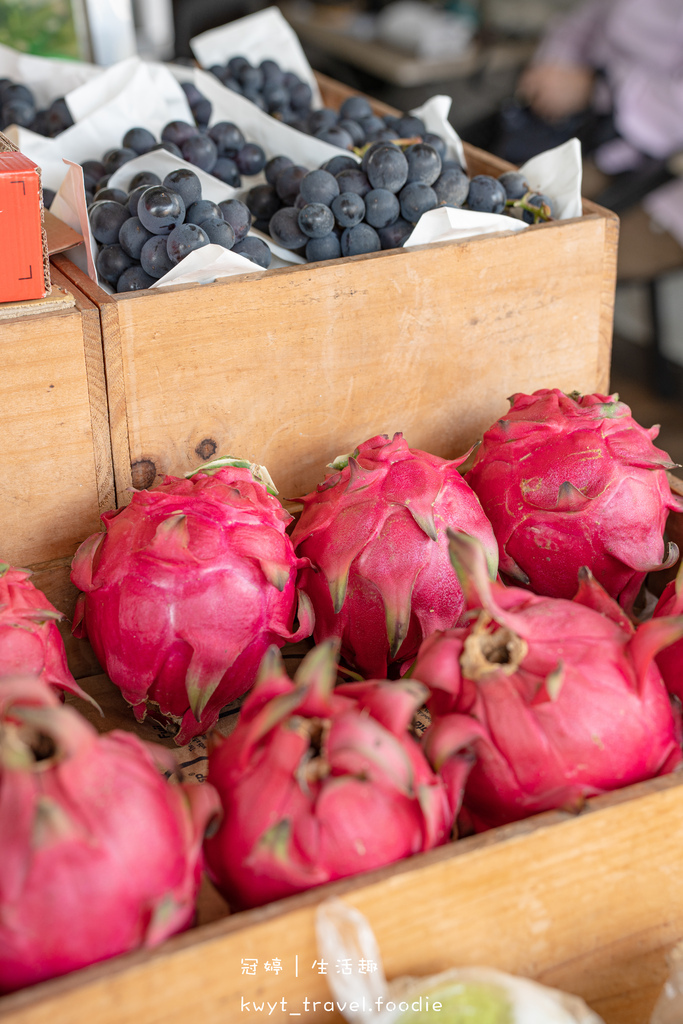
[{"xmin": 2, "ymin": 0, "xmax": 682, "ymax": 459}]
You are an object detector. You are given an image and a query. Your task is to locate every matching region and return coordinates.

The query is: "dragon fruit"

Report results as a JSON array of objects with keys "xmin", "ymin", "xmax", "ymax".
[
  {"xmin": 0, "ymin": 676, "xmax": 220, "ymax": 993},
  {"xmin": 290, "ymin": 433, "xmax": 498, "ymax": 679},
  {"xmin": 203, "ymin": 641, "xmax": 457, "ymax": 910},
  {"xmin": 0, "ymin": 564, "xmax": 94, "ymax": 706},
  {"xmin": 653, "ymin": 567, "xmax": 683, "ymax": 701},
  {"xmin": 413, "ymin": 532, "xmax": 683, "ymax": 831},
  {"xmin": 71, "ymin": 458, "xmax": 314, "ymax": 744},
  {"xmin": 465, "ymin": 389, "xmax": 683, "ymax": 609}
]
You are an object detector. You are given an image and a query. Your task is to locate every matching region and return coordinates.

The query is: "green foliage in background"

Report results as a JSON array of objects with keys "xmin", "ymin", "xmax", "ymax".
[{"xmin": 0, "ymin": 0, "xmax": 80, "ymax": 58}]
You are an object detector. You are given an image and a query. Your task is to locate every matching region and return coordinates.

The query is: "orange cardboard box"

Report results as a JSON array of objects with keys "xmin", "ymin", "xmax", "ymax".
[{"xmin": 0, "ymin": 136, "xmax": 50, "ymax": 303}]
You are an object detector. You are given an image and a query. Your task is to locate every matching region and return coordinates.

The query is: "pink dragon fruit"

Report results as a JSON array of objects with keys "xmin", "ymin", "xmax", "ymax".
[
  {"xmin": 203, "ymin": 641, "xmax": 457, "ymax": 910},
  {"xmin": 0, "ymin": 564, "xmax": 94, "ymax": 706},
  {"xmin": 71, "ymin": 458, "xmax": 314, "ymax": 744},
  {"xmin": 465, "ymin": 389, "xmax": 682, "ymax": 609},
  {"xmin": 290, "ymin": 433, "xmax": 498, "ymax": 679},
  {"xmin": 0, "ymin": 676, "xmax": 220, "ymax": 993},
  {"xmin": 653, "ymin": 567, "xmax": 683, "ymax": 701},
  {"xmin": 413, "ymin": 532, "xmax": 683, "ymax": 831}
]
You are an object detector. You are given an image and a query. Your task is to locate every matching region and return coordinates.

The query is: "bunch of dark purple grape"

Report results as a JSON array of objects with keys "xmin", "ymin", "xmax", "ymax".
[
  {"xmin": 88, "ymin": 166, "xmax": 270, "ymax": 291},
  {"xmin": 80, "ymin": 115, "xmax": 267, "ymax": 206},
  {"xmin": 0, "ymin": 78, "xmax": 73, "ymax": 137},
  {"xmin": 467, "ymin": 170, "xmax": 556, "ymax": 223},
  {"xmin": 249, "ymin": 138, "xmax": 470, "ymax": 261},
  {"xmin": 206, "ymin": 56, "xmax": 314, "ymax": 122}
]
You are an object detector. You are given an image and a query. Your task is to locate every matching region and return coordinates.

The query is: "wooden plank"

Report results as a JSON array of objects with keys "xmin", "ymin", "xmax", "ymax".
[
  {"xmin": 57, "ymin": 213, "xmax": 613, "ymax": 503},
  {"xmin": 2, "ymin": 773, "xmax": 682, "ymax": 1024},
  {"xmin": 0, "ymin": 267, "xmax": 114, "ymax": 566}
]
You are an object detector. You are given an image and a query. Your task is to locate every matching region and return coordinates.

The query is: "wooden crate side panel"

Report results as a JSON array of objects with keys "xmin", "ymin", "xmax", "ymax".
[
  {"xmin": 109, "ymin": 216, "xmax": 610, "ymax": 500},
  {"xmin": 51, "ymin": 254, "xmax": 132, "ymax": 505},
  {"xmin": 3, "ymin": 775, "xmax": 683, "ymax": 1024},
  {"xmin": 0, "ymin": 296, "xmax": 106, "ymax": 566},
  {"xmin": 50, "ymin": 264, "xmax": 115, "ymax": 517}
]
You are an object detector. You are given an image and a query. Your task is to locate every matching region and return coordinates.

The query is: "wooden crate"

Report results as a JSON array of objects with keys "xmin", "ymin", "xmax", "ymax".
[
  {"xmin": 0, "ymin": 262, "xmax": 115, "ymax": 677},
  {"xmin": 51, "ymin": 75, "xmax": 618, "ymax": 508},
  {"xmin": 3, "ymin": 479, "xmax": 683, "ymax": 1024}
]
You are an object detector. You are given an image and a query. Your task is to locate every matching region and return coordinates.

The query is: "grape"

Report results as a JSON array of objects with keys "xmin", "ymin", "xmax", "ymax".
[
  {"xmin": 405, "ymin": 144, "xmax": 442, "ymax": 186},
  {"xmin": 364, "ymin": 188, "xmax": 400, "ymax": 229},
  {"xmin": 316, "ymin": 126, "xmax": 354, "ymax": 149},
  {"xmin": 329, "ymin": 192, "xmax": 362, "ymax": 229},
  {"xmin": 119, "ymin": 216, "xmax": 153, "ymax": 259},
  {"xmin": 306, "ymin": 233, "xmax": 341, "ymax": 262},
  {"xmin": 265, "ymin": 155, "xmax": 294, "ymax": 186},
  {"xmin": 240, "ymin": 65, "xmax": 264, "ymax": 92},
  {"xmin": 123, "ymin": 127, "xmax": 156, "ymax": 155},
  {"xmin": 260, "ymin": 59, "xmax": 284, "ymax": 85},
  {"xmin": 290, "ymin": 81, "xmax": 313, "ymax": 110},
  {"xmin": 321, "ymin": 155, "xmax": 357, "ymax": 176},
  {"xmin": 246, "ymin": 184, "xmax": 281, "ymax": 220},
  {"xmin": 228, "ymin": 56, "xmax": 250, "ymax": 77},
  {"xmin": 396, "ymin": 114, "xmax": 425, "ymax": 138},
  {"xmin": 422, "ymin": 132, "xmax": 447, "ymax": 160},
  {"xmin": 298, "ymin": 203, "xmax": 335, "ymax": 238},
  {"xmin": 89, "ymin": 200, "xmax": 131, "ymax": 244},
  {"xmin": 3, "ymin": 99, "xmax": 35, "ymax": 127},
  {"xmin": 96, "ymin": 187, "xmax": 128, "ymax": 205},
  {"xmin": 180, "ymin": 82, "xmax": 204, "ymax": 107},
  {"xmin": 522, "ymin": 193, "xmax": 556, "ymax": 223},
  {"xmin": 163, "ymin": 169, "xmax": 202, "ymax": 208},
  {"xmin": 140, "ymin": 235, "xmax": 174, "ymax": 278},
  {"xmin": 300, "ymin": 169, "xmax": 339, "ymax": 207},
  {"xmin": 275, "ymin": 165, "xmax": 308, "ymax": 204},
  {"xmin": 43, "ymin": 188, "xmax": 55, "ymax": 208},
  {"xmin": 186, "ymin": 200, "xmax": 222, "ymax": 225},
  {"xmin": 337, "ymin": 119, "xmax": 364, "ymax": 146},
  {"xmin": 217, "ymin": 199, "xmax": 252, "ymax": 242},
  {"xmin": 466, "ymin": 175, "xmax": 506, "ymax": 214},
  {"xmin": 3, "ymin": 83, "xmax": 33, "ymax": 104},
  {"xmin": 181, "ymin": 135, "xmax": 217, "ymax": 173},
  {"xmin": 377, "ymin": 217, "xmax": 412, "ymax": 249},
  {"xmin": 129, "ymin": 170, "xmax": 161, "ymax": 190},
  {"xmin": 209, "ymin": 122, "xmax": 245, "ymax": 158},
  {"xmin": 127, "ymin": 187, "xmax": 150, "ymax": 221},
  {"xmin": 161, "ymin": 121, "xmax": 199, "ymax": 146},
  {"xmin": 235, "ymin": 143, "xmax": 266, "ymax": 176},
  {"xmin": 46, "ymin": 98, "xmax": 73, "ymax": 134},
  {"xmin": 499, "ymin": 171, "xmax": 529, "ymax": 201},
  {"xmin": 340, "ymin": 95, "xmax": 372, "ymax": 122},
  {"xmin": 96, "ymin": 244, "xmax": 133, "ymax": 285},
  {"xmin": 166, "ymin": 223, "xmax": 209, "ymax": 264},
  {"xmin": 366, "ymin": 145, "xmax": 408, "ymax": 193},
  {"xmin": 82, "ymin": 160, "xmax": 106, "ymax": 189},
  {"xmin": 340, "ymin": 223, "xmax": 381, "ymax": 256},
  {"xmin": 201, "ymin": 216, "xmax": 235, "ymax": 248},
  {"xmin": 191, "ymin": 97, "xmax": 212, "ymax": 128},
  {"xmin": 269, "ymin": 207, "xmax": 308, "ymax": 250},
  {"xmin": 308, "ymin": 108, "xmax": 338, "ymax": 134},
  {"xmin": 212, "ymin": 158, "xmax": 241, "ymax": 187},
  {"xmin": 104, "ymin": 148, "xmax": 137, "ymax": 175},
  {"xmin": 137, "ymin": 186, "xmax": 185, "ymax": 235},
  {"xmin": 155, "ymin": 141, "xmax": 182, "ymax": 158},
  {"xmin": 335, "ymin": 168, "xmax": 371, "ymax": 198},
  {"xmin": 359, "ymin": 115, "xmax": 386, "ymax": 138},
  {"xmin": 295, "ymin": 193, "xmax": 308, "ymax": 210},
  {"xmin": 433, "ymin": 165, "xmax": 470, "ymax": 208},
  {"xmin": 117, "ymin": 266, "xmax": 156, "ymax": 292},
  {"xmin": 233, "ymin": 236, "xmax": 272, "ymax": 269},
  {"xmin": 263, "ymin": 82, "xmax": 288, "ymax": 112},
  {"xmin": 399, "ymin": 182, "xmax": 438, "ymax": 222}
]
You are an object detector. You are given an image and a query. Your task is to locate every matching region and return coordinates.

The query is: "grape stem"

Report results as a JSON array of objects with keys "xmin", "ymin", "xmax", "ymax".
[{"xmin": 506, "ymin": 192, "xmax": 553, "ymax": 223}]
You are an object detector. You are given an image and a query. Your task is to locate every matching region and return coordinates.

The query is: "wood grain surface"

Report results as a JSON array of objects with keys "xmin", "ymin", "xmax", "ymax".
[{"xmin": 0, "ymin": 264, "xmax": 114, "ymax": 566}]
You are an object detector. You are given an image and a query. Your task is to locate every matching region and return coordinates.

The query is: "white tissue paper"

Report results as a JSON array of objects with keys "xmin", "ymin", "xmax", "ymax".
[
  {"xmin": 0, "ymin": 42, "xmax": 98, "ymax": 109},
  {"xmin": 7, "ymin": 57, "xmax": 193, "ymax": 192}
]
